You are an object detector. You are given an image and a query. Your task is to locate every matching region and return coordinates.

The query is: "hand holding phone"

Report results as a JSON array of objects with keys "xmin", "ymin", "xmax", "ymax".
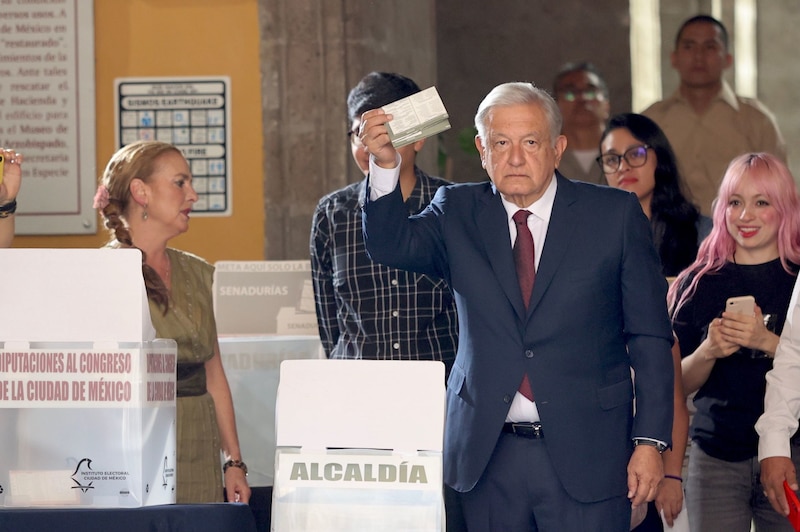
[{"xmin": 726, "ymin": 295, "xmax": 755, "ymax": 316}]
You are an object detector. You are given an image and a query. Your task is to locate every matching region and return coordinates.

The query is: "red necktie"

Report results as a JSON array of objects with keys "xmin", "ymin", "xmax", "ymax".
[{"xmin": 513, "ymin": 209, "xmax": 535, "ymax": 401}]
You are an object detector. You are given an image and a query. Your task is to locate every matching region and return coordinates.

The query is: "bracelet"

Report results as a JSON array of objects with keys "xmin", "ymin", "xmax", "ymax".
[
  {"xmin": 0, "ymin": 199, "xmax": 17, "ymax": 218},
  {"xmin": 223, "ymin": 459, "xmax": 248, "ymax": 476},
  {"xmin": 664, "ymin": 474, "xmax": 683, "ymax": 482}
]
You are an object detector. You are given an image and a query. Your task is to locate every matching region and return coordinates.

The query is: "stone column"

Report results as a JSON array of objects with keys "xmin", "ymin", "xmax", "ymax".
[{"xmin": 258, "ymin": 0, "xmax": 436, "ymax": 260}]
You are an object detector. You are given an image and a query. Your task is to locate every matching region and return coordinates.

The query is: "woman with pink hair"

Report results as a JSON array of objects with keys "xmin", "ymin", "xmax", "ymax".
[{"xmin": 668, "ymin": 153, "xmax": 800, "ymax": 532}]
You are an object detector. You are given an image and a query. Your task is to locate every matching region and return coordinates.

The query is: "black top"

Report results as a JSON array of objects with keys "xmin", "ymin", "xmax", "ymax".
[
  {"xmin": 672, "ymin": 258, "xmax": 798, "ymax": 461},
  {"xmin": 654, "ymin": 214, "xmax": 711, "ymax": 277}
]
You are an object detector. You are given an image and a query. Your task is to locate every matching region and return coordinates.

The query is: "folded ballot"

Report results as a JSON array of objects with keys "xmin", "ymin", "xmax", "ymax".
[{"xmin": 382, "ymin": 86, "xmax": 451, "ymax": 148}]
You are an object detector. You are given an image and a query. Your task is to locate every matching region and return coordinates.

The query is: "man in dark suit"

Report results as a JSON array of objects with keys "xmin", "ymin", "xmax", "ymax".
[{"xmin": 359, "ymin": 82, "xmax": 674, "ymax": 531}]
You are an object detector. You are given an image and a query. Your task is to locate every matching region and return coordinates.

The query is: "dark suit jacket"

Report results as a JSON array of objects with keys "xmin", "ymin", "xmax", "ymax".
[{"xmin": 363, "ymin": 172, "xmax": 674, "ymax": 503}]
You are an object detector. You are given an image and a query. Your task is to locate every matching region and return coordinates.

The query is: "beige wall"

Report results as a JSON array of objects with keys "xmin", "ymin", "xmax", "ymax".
[
  {"xmin": 14, "ymin": 0, "xmax": 265, "ymax": 264},
  {"xmin": 757, "ymin": 1, "xmax": 800, "ymax": 180}
]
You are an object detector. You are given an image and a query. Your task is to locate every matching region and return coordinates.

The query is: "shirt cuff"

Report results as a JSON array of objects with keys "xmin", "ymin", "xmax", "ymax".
[
  {"xmin": 632, "ymin": 437, "xmax": 669, "ymax": 450},
  {"xmin": 758, "ymin": 430, "xmax": 793, "ymax": 460},
  {"xmin": 368, "ymin": 153, "xmax": 402, "ymax": 201}
]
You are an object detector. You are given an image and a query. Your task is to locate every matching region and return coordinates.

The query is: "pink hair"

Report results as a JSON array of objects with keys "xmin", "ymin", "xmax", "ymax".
[{"xmin": 668, "ymin": 153, "xmax": 800, "ymax": 317}]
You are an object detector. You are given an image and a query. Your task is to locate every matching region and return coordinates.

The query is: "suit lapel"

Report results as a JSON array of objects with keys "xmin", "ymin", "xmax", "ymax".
[
  {"xmin": 528, "ymin": 174, "xmax": 579, "ymax": 315},
  {"xmin": 477, "ymin": 187, "xmax": 529, "ymax": 321}
]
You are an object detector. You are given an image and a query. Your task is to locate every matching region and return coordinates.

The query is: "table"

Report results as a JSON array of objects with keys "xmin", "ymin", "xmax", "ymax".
[{"xmin": 0, "ymin": 502, "xmax": 257, "ymax": 532}]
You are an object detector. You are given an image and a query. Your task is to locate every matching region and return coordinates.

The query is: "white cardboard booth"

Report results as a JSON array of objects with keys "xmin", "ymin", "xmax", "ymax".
[
  {"xmin": 0, "ymin": 249, "xmax": 177, "ymax": 508},
  {"xmin": 214, "ymin": 260, "xmax": 323, "ymax": 487},
  {"xmin": 271, "ymin": 359, "xmax": 445, "ymax": 532},
  {"xmin": 214, "ymin": 260, "xmax": 317, "ymax": 337}
]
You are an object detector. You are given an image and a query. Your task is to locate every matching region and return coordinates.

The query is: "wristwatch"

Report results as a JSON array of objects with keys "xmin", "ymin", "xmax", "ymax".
[
  {"xmin": 0, "ymin": 200, "xmax": 17, "ymax": 219},
  {"xmin": 633, "ymin": 438, "xmax": 668, "ymax": 453},
  {"xmin": 223, "ymin": 459, "xmax": 248, "ymax": 475}
]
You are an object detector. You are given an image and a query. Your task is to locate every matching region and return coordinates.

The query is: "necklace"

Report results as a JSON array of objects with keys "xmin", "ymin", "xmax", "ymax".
[
  {"xmin": 150, "ymin": 254, "xmax": 171, "ymax": 288},
  {"xmin": 163, "ymin": 256, "xmax": 172, "ymax": 288}
]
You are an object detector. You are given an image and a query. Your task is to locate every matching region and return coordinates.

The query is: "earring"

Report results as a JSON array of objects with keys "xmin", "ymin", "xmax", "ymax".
[{"xmin": 142, "ymin": 203, "xmax": 148, "ymax": 221}]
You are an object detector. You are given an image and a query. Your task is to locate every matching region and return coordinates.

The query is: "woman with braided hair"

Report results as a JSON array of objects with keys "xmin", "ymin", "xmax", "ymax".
[{"xmin": 94, "ymin": 140, "xmax": 250, "ymax": 504}]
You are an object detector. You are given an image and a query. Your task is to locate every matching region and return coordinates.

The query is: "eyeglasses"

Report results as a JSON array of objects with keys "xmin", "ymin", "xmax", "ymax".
[
  {"xmin": 558, "ymin": 88, "xmax": 605, "ymax": 102},
  {"xmin": 347, "ymin": 128, "xmax": 362, "ymax": 146},
  {"xmin": 596, "ymin": 145, "xmax": 651, "ymax": 174}
]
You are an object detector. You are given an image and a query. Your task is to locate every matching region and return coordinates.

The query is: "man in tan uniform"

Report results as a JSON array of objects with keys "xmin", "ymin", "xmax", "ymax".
[{"xmin": 644, "ymin": 15, "xmax": 785, "ymax": 216}]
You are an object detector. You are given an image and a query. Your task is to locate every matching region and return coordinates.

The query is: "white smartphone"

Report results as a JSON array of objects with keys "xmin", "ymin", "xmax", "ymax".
[{"xmin": 726, "ymin": 295, "xmax": 755, "ymax": 316}]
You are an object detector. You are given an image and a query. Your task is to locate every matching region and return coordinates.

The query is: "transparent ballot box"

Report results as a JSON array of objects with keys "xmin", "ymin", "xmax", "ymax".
[
  {"xmin": 0, "ymin": 340, "xmax": 177, "ymax": 508},
  {"xmin": 219, "ymin": 335, "xmax": 323, "ymax": 487}
]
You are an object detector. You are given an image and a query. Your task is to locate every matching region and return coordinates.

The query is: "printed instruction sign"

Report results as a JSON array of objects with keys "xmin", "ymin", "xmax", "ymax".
[{"xmin": 115, "ymin": 77, "xmax": 231, "ymax": 215}]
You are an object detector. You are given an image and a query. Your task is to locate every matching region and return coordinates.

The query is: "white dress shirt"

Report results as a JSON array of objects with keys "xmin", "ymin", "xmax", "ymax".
[{"xmin": 757, "ymin": 274, "xmax": 800, "ymax": 459}]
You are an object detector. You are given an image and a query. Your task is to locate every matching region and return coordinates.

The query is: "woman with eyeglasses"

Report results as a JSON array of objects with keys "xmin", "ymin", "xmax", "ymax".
[
  {"xmin": 667, "ymin": 153, "xmax": 800, "ymax": 532},
  {"xmin": 599, "ymin": 113, "xmax": 703, "ymax": 531},
  {"xmin": 598, "ymin": 113, "xmax": 711, "ymax": 278}
]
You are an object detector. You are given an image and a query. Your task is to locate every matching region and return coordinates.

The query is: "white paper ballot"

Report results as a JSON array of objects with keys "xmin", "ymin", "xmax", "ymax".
[{"xmin": 382, "ymin": 86, "xmax": 451, "ymax": 148}]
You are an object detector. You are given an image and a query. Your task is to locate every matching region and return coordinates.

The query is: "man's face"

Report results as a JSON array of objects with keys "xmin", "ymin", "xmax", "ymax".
[
  {"xmin": 475, "ymin": 103, "xmax": 566, "ymax": 207},
  {"xmin": 555, "ymin": 70, "xmax": 610, "ymax": 130},
  {"xmin": 671, "ymin": 21, "xmax": 731, "ymax": 89}
]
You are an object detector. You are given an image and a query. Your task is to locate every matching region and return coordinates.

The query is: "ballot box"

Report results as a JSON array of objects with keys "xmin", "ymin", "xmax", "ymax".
[
  {"xmin": 214, "ymin": 260, "xmax": 324, "ymax": 488},
  {"xmin": 0, "ymin": 249, "xmax": 177, "ymax": 508},
  {"xmin": 271, "ymin": 360, "xmax": 446, "ymax": 532},
  {"xmin": 219, "ymin": 335, "xmax": 323, "ymax": 487}
]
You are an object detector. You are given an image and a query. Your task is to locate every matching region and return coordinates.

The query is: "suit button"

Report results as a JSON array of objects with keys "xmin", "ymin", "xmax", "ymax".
[
  {"xmin": 503, "ymin": 395, "xmax": 511, "ymax": 403},
  {"xmin": 525, "ymin": 350, "xmax": 534, "ymax": 358}
]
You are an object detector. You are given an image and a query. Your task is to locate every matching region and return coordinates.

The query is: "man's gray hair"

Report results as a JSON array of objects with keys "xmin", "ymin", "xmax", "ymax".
[{"xmin": 474, "ymin": 82, "xmax": 563, "ymax": 146}]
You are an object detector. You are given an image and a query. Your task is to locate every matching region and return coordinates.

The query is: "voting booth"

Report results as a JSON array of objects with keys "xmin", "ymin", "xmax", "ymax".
[
  {"xmin": 214, "ymin": 260, "xmax": 324, "ymax": 488},
  {"xmin": 271, "ymin": 360, "xmax": 446, "ymax": 532},
  {"xmin": 0, "ymin": 249, "xmax": 177, "ymax": 508},
  {"xmin": 214, "ymin": 260, "xmax": 317, "ymax": 337}
]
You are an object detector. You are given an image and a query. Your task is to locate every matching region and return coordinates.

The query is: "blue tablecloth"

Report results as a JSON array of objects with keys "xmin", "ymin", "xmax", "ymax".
[{"xmin": 0, "ymin": 502, "xmax": 258, "ymax": 532}]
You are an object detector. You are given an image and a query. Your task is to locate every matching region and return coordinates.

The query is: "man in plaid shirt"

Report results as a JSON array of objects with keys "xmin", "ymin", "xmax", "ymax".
[{"xmin": 310, "ymin": 72, "xmax": 458, "ymax": 377}]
